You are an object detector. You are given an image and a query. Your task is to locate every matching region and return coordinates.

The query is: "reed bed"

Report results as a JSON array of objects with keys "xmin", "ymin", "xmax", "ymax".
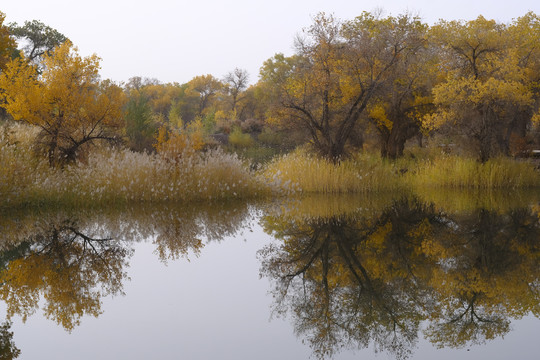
[
  {"xmin": 408, "ymin": 156, "xmax": 540, "ymax": 189},
  {"xmin": 2, "ymin": 124, "xmax": 539, "ymax": 208},
  {"xmin": 0, "ymin": 124, "xmax": 272, "ymax": 208},
  {"xmin": 262, "ymin": 150, "xmax": 406, "ymax": 193}
]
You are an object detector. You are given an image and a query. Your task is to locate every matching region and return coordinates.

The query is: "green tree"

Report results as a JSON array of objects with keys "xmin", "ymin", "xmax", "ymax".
[
  {"xmin": 124, "ymin": 92, "xmax": 156, "ymax": 152},
  {"xmin": 9, "ymin": 19, "xmax": 68, "ymax": 65}
]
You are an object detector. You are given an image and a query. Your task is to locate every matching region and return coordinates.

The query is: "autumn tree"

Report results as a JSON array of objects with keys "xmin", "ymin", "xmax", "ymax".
[
  {"xmin": 223, "ymin": 68, "xmax": 249, "ymax": 112},
  {"xmin": 367, "ymin": 28, "xmax": 436, "ymax": 158},
  {"xmin": 0, "ymin": 11, "xmax": 17, "ymax": 121},
  {"xmin": 0, "ymin": 12, "xmax": 16, "ymax": 72},
  {"xmin": 0, "ymin": 41, "xmax": 126, "ymax": 166},
  {"xmin": 425, "ymin": 15, "xmax": 538, "ymax": 161},
  {"xmin": 186, "ymin": 74, "xmax": 223, "ymax": 118},
  {"xmin": 260, "ymin": 12, "xmax": 427, "ymax": 161},
  {"xmin": 507, "ymin": 12, "xmax": 540, "ymax": 150}
]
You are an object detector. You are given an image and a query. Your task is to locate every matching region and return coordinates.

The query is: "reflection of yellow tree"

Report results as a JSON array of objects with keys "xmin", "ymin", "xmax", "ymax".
[
  {"xmin": 0, "ymin": 201, "xmax": 253, "ymax": 337},
  {"xmin": 423, "ymin": 208, "xmax": 540, "ymax": 347},
  {"xmin": 149, "ymin": 202, "xmax": 251, "ymax": 262},
  {"xmin": 260, "ymin": 195, "xmax": 540, "ymax": 359},
  {"xmin": 0, "ymin": 201, "xmax": 252, "ymax": 264},
  {"xmin": 0, "ymin": 219, "xmax": 131, "ymax": 331}
]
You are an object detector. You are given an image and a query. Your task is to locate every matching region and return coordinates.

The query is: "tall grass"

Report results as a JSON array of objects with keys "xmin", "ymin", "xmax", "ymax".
[
  {"xmin": 2, "ymin": 123, "xmax": 539, "ymax": 208},
  {"xmin": 262, "ymin": 149, "xmax": 407, "ymax": 193},
  {"xmin": 409, "ymin": 155, "xmax": 540, "ymax": 189},
  {"xmin": 0, "ymin": 123, "xmax": 273, "ymax": 208}
]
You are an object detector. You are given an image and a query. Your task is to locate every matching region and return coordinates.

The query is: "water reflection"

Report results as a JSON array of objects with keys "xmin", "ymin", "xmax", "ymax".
[
  {"xmin": 0, "ymin": 217, "xmax": 131, "ymax": 331},
  {"xmin": 259, "ymin": 194, "xmax": 540, "ymax": 359},
  {"xmin": 0, "ymin": 201, "xmax": 254, "ymax": 358},
  {"xmin": 0, "ymin": 194, "xmax": 538, "ymax": 359},
  {"xmin": 0, "ymin": 321, "xmax": 19, "ymax": 360}
]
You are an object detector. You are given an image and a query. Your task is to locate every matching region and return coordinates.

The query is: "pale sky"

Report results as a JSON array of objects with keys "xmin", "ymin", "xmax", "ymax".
[{"xmin": 2, "ymin": 1, "xmax": 539, "ymax": 85}]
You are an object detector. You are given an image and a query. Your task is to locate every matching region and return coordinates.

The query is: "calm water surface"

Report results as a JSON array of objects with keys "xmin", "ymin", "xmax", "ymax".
[{"xmin": 0, "ymin": 191, "xmax": 539, "ymax": 359}]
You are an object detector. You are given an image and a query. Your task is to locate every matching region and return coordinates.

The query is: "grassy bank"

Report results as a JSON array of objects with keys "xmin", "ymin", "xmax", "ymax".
[
  {"xmin": 1, "ymin": 124, "xmax": 272, "ymax": 208},
  {"xmin": 407, "ymin": 156, "xmax": 540, "ymax": 189},
  {"xmin": 263, "ymin": 150, "xmax": 539, "ymax": 193},
  {"xmin": 2, "ymin": 124, "xmax": 539, "ymax": 208},
  {"xmin": 262, "ymin": 149, "xmax": 408, "ymax": 193}
]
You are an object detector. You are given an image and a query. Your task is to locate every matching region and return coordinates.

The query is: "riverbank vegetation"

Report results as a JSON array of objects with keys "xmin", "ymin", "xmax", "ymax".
[
  {"xmin": 2, "ymin": 122, "xmax": 538, "ymax": 209},
  {"xmin": 0, "ymin": 10, "xmax": 539, "ymax": 208}
]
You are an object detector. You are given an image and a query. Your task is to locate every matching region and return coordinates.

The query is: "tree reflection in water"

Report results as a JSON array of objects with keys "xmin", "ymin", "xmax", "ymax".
[
  {"xmin": 0, "ymin": 321, "xmax": 19, "ymax": 360},
  {"xmin": 0, "ymin": 196, "xmax": 537, "ymax": 359},
  {"xmin": 0, "ymin": 201, "xmax": 254, "ymax": 358},
  {"xmin": 0, "ymin": 218, "xmax": 131, "ymax": 331},
  {"xmin": 259, "ymin": 195, "xmax": 540, "ymax": 359}
]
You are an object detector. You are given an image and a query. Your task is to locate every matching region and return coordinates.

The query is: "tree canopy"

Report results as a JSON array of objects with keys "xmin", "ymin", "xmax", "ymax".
[
  {"xmin": 8, "ymin": 19, "xmax": 68, "ymax": 64},
  {"xmin": 260, "ymin": 12, "xmax": 428, "ymax": 161},
  {"xmin": 0, "ymin": 41, "xmax": 125, "ymax": 165}
]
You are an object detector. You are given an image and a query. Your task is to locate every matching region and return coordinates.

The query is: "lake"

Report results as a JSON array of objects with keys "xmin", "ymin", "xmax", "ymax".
[{"xmin": 0, "ymin": 190, "xmax": 539, "ymax": 359}]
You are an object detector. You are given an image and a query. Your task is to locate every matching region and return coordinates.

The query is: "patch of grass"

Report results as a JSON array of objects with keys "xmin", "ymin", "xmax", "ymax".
[
  {"xmin": 262, "ymin": 149, "xmax": 407, "ymax": 193},
  {"xmin": 228, "ymin": 127, "xmax": 255, "ymax": 149},
  {"xmin": 408, "ymin": 155, "xmax": 540, "ymax": 189},
  {"xmin": 2, "ymin": 123, "xmax": 539, "ymax": 209},
  {"xmin": 0, "ymin": 124, "xmax": 274, "ymax": 208}
]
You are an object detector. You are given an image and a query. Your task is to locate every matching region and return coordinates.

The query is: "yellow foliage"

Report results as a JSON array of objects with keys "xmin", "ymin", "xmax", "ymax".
[
  {"xmin": 154, "ymin": 126, "xmax": 195, "ymax": 162},
  {"xmin": 368, "ymin": 102, "xmax": 393, "ymax": 131},
  {"xmin": 532, "ymin": 112, "xmax": 540, "ymax": 126},
  {"xmin": 0, "ymin": 11, "xmax": 16, "ymax": 71},
  {"xmin": 366, "ymin": 221, "xmax": 392, "ymax": 249},
  {"xmin": 0, "ymin": 42, "xmax": 126, "ymax": 165},
  {"xmin": 186, "ymin": 118, "xmax": 206, "ymax": 151},
  {"xmin": 154, "ymin": 119, "xmax": 206, "ymax": 163}
]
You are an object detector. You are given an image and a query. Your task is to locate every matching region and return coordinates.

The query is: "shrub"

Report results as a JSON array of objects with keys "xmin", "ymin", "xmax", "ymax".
[{"xmin": 228, "ymin": 127, "xmax": 255, "ymax": 149}]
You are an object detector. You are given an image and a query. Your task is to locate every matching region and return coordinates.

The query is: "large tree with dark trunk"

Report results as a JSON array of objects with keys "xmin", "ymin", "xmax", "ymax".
[{"xmin": 260, "ymin": 12, "xmax": 426, "ymax": 161}]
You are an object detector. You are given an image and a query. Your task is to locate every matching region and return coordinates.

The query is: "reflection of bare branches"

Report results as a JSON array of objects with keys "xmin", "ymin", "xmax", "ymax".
[
  {"xmin": 260, "ymin": 208, "xmax": 425, "ymax": 360},
  {"xmin": 424, "ymin": 206, "xmax": 540, "ymax": 348},
  {"xmin": 0, "ymin": 201, "xmax": 254, "ymax": 263},
  {"xmin": 425, "ymin": 293, "xmax": 510, "ymax": 348},
  {"xmin": 260, "ymin": 196, "xmax": 540, "ymax": 359}
]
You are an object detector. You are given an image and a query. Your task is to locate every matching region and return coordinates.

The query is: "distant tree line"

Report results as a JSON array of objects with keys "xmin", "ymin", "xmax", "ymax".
[{"xmin": 1, "ymin": 10, "xmax": 539, "ymax": 165}]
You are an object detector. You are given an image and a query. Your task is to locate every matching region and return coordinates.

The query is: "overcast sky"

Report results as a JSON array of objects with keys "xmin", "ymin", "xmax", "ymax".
[{"xmin": 2, "ymin": 1, "xmax": 539, "ymax": 85}]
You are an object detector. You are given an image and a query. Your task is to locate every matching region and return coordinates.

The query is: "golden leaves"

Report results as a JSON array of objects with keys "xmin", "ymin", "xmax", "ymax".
[
  {"xmin": 367, "ymin": 102, "xmax": 393, "ymax": 131},
  {"xmin": 0, "ymin": 11, "xmax": 16, "ymax": 71},
  {"xmin": 0, "ymin": 42, "xmax": 125, "ymax": 165}
]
